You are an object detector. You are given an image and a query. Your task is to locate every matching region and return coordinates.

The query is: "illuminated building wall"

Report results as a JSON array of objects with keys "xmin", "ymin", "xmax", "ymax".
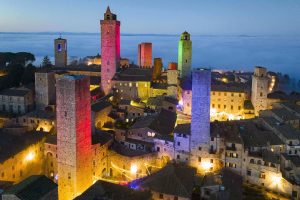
[
  {"xmin": 0, "ymin": 137, "xmax": 45, "ymax": 183},
  {"xmin": 101, "ymin": 7, "xmax": 121, "ymax": 95},
  {"xmin": 35, "ymin": 71, "xmax": 56, "ymax": 110},
  {"xmin": 138, "ymin": 43, "xmax": 152, "ymax": 68},
  {"xmin": 180, "ymin": 88, "xmax": 254, "ymax": 121},
  {"xmin": 211, "ymin": 90, "xmax": 247, "ymax": 121},
  {"xmin": 178, "ymin": 31, "xmax": 192, "ymax": 79},
  {"xmin": 153, "ymin": 58, "xmax": 163, "ymax": 80},
  {"xmin": 54, "ymin": 37, "xmax": 67, "ymax": 67},
  {"xmin": 190, "ymin": 69, "xmax": 211, "ymax": 167},
  {"xmin": 17, "ymin": 112, "xmax": 55, "ymax": 133},
  {"xmin": 113, "ymin": 81, "xmax": 151, "ymax": 100},
  {"xmin": 251, "ymin": 66, "xmax": 269, "ymax": 115},
  {"xmin": 56, "ymin": 75, "xmax": 92, "ymax": 200},
  {"xmin": 167, "ymin": 62, "xmax": 179, "ymax": 98},
  {"xmin": 243, "ymin": 150, "xmax": 293, "ymax": 195},
  {"xmin": 106, "ymin": 150, "xmax": 160, "ymax": 182}
]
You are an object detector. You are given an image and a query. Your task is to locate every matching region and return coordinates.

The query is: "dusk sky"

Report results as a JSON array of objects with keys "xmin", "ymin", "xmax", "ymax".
[{"xmin": 1, "ymin": 0, "xmax": 300, "ymax": 35}]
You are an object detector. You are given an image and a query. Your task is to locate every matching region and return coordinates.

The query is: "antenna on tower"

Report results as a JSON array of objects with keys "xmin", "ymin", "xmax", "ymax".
[{"xmin": 59, "ymin": 33, "xmax": 62, "ymax": 39}]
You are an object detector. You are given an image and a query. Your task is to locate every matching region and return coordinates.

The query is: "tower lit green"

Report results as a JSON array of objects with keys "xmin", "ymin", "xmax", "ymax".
[{"xmin": 178, "ymin": 31, "xmax": 192, "ymax": 79}]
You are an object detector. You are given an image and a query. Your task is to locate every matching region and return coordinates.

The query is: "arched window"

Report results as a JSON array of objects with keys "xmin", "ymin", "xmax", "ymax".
[
  {"xmin": 250, "ymin": 159, "xmax": 255, "ymax": 164},
  {"xmin": 257, "ymin": 160, "xmax": 262, "ymax": 165}
]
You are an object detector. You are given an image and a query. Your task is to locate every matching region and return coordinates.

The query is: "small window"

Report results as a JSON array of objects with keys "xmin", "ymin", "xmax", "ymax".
[
  {"xmin": 159, "ymin": 193, "xmax": 163, "ymax": 199},
  {"xmin": 247, "ymin": 170, "xmax": 251, "ymax": 176}
]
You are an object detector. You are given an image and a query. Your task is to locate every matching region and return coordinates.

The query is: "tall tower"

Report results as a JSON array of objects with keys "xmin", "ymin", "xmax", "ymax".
[
  {"xmin": 251, "ymin": 66, "xmax": 269, "ymax": 115},
  {"xmin": 138, "ymin": 43, "xmax": 152, "ymax": 68},
  {"xmin": 167, "ymin": 62, "xmax": 179, "ymax": 98},
  {"xmin": 54, "ymin": 37, "xmax": 67, "ymax": 67},
  {"xmin": 178, "ymin": 31, "xmax": 192, "ymax": 79},
  {"xmin": 190, "ymin": 69, "xmax": 211, "ymax": 167},
  {"xmin": 35, "ymin": 71, "xmax": 56, "ymax": 110},
  {"xmin": 153, "ymin": 58, "xmax": 163, "ymax": 80},
  {"xmin": 101, "ymin": 6, "xmax": 121, "ymax": 95},
  {"xmin": 56, "ymin": 75, "xmax": 92, "ymax": 200}
]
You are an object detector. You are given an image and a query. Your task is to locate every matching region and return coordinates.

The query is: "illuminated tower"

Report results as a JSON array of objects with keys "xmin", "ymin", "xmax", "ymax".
[
  {"xmin": 138, "ymin": 43, "xmax": 152, "ymax": 68},
  {"xmin": 101, "ymin": 6, "xmax": 121, "ymax": 95},
  {"xmin": 56, "ymin": 75, "xmax": 92, "ymax": 200},
  {"xmin": 190, "ymin": 69, "xmax": 211, "ymax": 166},
  {"xmin": 167, "ymin": 62, "xmax": 179, "ymax": 98},
  {"xmin": 153, "ymin": 58, "xmax": 163, "ymax": 80},
  {"xmin": 54, "ymin": 37, "xmax": 67, "ymax": 67},
  {"xmin": 178, "ymin": 31, "xmax": 192, "ymax": 79},
  {"xmin": 251, "ymin": 66, "xmax": 269, "ymax": 115}
]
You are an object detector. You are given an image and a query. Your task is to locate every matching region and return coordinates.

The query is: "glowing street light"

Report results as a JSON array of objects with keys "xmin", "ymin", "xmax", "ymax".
[
  {"xmin": 130, "ymin": 164, "xmax": 138, "ymax": 174},
  {"xmin": 25, "ymin": 151, "xmax": 35, "ymax": 162},
  {"xmin": 272, "ymin": 175, "xmax": 281, "ymax": 184},
  {"xmin": 201, "ymin": 162, "xmax": 212, "ymax": 171}
]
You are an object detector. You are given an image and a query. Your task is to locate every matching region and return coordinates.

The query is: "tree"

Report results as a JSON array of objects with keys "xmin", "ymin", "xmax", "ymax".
[
  {"xmin": 7, "ymin": 64, "xmax": 25, "ymax": 87},
  {"xmin": 22, "ymin": 64, "xmax": 36, "ymax": 85},
  {"xmin": 42, "ymin": 56, "xmax": 52, "ymax": 67}
]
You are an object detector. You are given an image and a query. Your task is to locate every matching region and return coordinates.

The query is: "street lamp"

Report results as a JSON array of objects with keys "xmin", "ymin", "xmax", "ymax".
[{"xmin": 25, "ymin": 151, "xmax": 35, "ymax": 162}]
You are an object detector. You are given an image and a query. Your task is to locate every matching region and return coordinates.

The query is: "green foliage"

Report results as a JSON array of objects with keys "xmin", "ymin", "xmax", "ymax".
[
  {"xmin": 0, "ymin": 52, "xmax": 35, "ymax": 67},
  {"xmin": 42, "ymin": 56, "xmax": 52, "ymax": 67},
  {"xmin": 22, "ymin": 64, "xmax": 37, "ymax": 85},
  {"xmin": 6, "ymin": 64, "xmax": 25, "ymax": 87},
  {"xmin": 0, "ymin": 52, "xmax": 37, "ymax": 90}
]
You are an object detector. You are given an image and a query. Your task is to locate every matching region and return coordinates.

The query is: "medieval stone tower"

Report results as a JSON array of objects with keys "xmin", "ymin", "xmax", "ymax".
[
  {"xmin": 153, "ymin": 58, "xmax": 163, "ymax": 80},
  {"xmin": 101, "ymin": 6, "xmax": 121, "ymax": 95},
  {"xmin": 54, "ymin": 37, "xmax": 67, "ymax": 67},
  {"xmin": 56, "ymin": 75, "xmax": 92, "ymax": 200},
  {"xmin": 178, "ymin": 31, "xmax": 192, "ymax": 79},
  {"xmin": 35, "ymin": 71, "xmax": 56, "ymax": 110},
  {"xmin": 167, "ymin": 62, "xmax": 179, "ymax": 98},
  {"xmin": 251, "ymin": 66, "xmax": 269, "ymax": 115},
  {"xmin": 138, "ymin": 43, "xmax": 153, "ymax": 68},
  {"xmin": 190, "ymin": 69, "xmax": 211, "ymax": 167}
]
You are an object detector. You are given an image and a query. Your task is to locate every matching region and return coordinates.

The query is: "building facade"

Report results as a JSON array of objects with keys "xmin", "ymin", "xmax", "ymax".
[{"xmin": 0, "ymin": 88, "xmax": 34, "ymax": 115}]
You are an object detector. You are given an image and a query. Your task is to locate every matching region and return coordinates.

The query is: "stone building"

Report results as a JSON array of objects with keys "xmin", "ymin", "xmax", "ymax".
[
  {"xmin": 138, "ymin": 43, "xmax": 152, "ymax": 68},
  {"xmin": 54, "ymin": 37, "xmax": 67, "ymax": 67},
  {"xmin": 112, "ymin": 67, "xmax": 152, "ymax": 100},
  {"xmin": 140, "ymin": 164, "xmax": 197, "ymax": 200},
  {"xmin": 179, "ymin": 79, "xmax": 254, "ymax": 121},
  {"xmin": 2, "ymin": 175, "xmax": 57, "ymax": 200},
  {"xmin": 0, "ymin": 87, "xmax": 34, "ymax": 115},
  {"xmin": 56, "ymin": 75, "xmax": 92, "ymax": 200},
  {"xmin": 16, "ymin": 110, "xmax": 55, "ymax": 133},
  {"xmin": 0, "ymin": 129, "xmax": 46, "ymax": 184},
  {"xmin": 251, "ymin": 66, "xmax": 269, "ymax": 115},
  {"xmin": 101, "ymin": 7, "xmax": 121, "ymax": 95},
  {"xmin": 91, "ymin": 100, "xmax": 113, "ymax": 132},
  {"xmin": 178, "ymin": 31, "xmax": 192, "ymax": 79},
  {"xmin": 75, "ymin": 180, "xmax": 151, "ymax": 200},
  {"xmin": 35, "ymin": 71, "xmax": 56, "ymax": 110}
]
